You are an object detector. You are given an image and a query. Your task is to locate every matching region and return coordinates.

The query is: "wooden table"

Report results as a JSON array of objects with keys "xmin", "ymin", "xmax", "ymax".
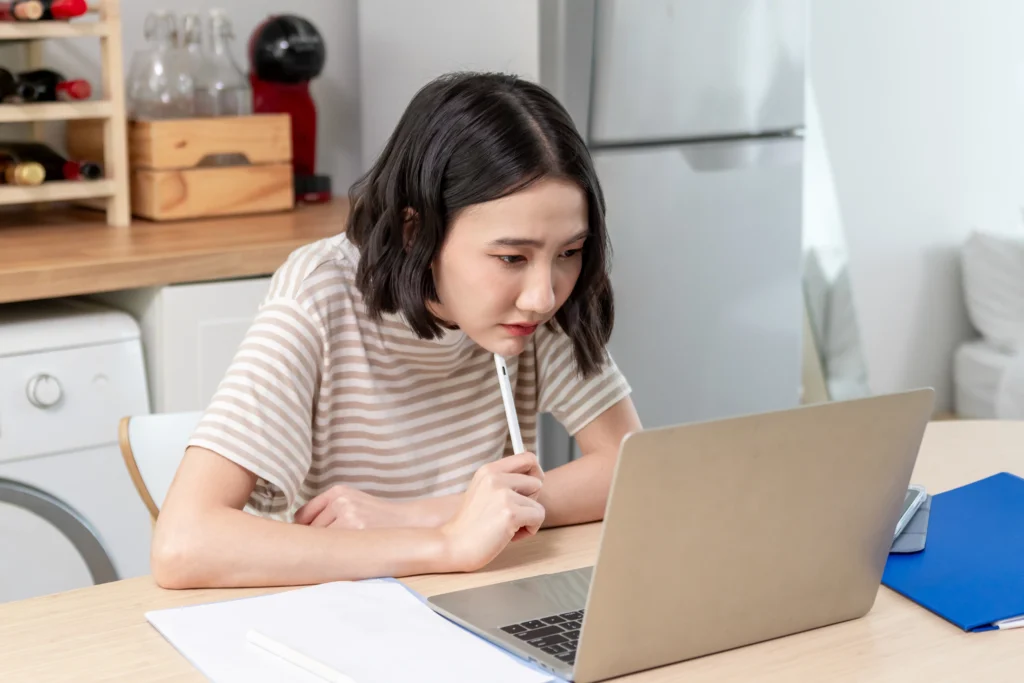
[
  {"xmin": 0, "ymin": 201, "xmax": 348, "ymax": 304},
  {"xmin": 1, "ymin": 420, "xmax": 1021, "ymax": 682}
]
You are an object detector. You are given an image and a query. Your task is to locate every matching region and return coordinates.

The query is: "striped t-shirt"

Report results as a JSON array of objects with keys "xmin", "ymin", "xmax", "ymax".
[{"xmin": 188, "ymin": 232, "xmax": 631, "ymax": 519}]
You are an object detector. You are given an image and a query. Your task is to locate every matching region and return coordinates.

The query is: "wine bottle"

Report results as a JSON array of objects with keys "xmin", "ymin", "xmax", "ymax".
[
  {"xmin": 0, "ymin": 1, "xmax": 44, "ymax": 22},
  {"xmin": 0, "ymin": 73, "xmax": 43, "ymax": 104},
  {"xmin": 17, "ymin": 69, "xmax": 91, "ymax": 101},
  {"xmin": 0, "ymin": 0, "xmax": 86, "ymax": 21},
  {"xmin": 39, "ymin": 0, "xmax": 87, "ymax": 20},
  {"xmin": 0, "ymin": 154, "xmax": 45, "ymax": 186},
  {"xmin": 0, "ymin": 68, "xmax": 17, "ymax": 101},
  {"xmin": 0, "ymin": 141, "xmax": 101, "ymax": 181}
]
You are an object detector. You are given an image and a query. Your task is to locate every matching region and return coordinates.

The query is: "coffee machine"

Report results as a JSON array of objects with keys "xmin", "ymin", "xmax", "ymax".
[{"xmin": 248, "ymin": 14, "xmax": 330, "ymax": 203}]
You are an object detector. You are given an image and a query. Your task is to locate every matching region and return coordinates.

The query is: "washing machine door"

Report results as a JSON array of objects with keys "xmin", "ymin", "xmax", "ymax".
[{"xmin": 0, "ymin": 479, "xmax": 118, "ymax": 604}]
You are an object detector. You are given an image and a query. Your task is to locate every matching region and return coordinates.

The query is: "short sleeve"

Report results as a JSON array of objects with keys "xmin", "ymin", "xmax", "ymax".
[
  {"xmin": 187, "ymin": 297, "xmax": 324, "ymax": 514},
  {"xmin": 535, "ymin": 325, "xmax": 632, "ymax": 436}
]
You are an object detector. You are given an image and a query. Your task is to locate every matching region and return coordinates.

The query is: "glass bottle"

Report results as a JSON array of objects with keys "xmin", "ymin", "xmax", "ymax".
[
  {"xmin": 127, "ymin": 10, "xmax": 195, "ymax": 120},
  {"xmin": 181, "ymin": 12, "xmax": 207, "ymax": 83},
  {"xmin": 194, "ymin": 9, "xmax": 252, "ymax": 117}
]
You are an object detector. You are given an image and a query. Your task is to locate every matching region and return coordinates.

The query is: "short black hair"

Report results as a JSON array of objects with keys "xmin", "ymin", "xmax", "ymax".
[{"xmin": 346, "ymin": 71, "xmax": 614, "ymax": 378}]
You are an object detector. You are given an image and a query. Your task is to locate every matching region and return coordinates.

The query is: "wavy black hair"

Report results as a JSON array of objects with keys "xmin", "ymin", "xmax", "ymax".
[{"xmin": 346, "ymin": 71, "xmax": 614, "ymax": 378}]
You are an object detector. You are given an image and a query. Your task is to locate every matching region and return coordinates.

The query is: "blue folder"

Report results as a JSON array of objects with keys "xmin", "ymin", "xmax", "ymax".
[{"xmin": 882, "ymin": 472, "xmax": 1024, "ymax": 632}]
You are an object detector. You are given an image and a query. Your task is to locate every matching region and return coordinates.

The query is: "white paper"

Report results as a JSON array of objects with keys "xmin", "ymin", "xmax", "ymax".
[{"xmin": 146, "ymin": 580, "xmax": 554, "ymax": 683}]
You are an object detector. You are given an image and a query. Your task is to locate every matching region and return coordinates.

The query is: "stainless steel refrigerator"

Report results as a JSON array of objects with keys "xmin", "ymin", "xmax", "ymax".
[{"xmin": 538, "ymin": 0, "xmax": 807, "ymax": 466}]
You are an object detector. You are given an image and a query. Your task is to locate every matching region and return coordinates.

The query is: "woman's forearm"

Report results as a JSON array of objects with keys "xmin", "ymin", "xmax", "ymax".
[
  {"xmin": 152, "ymin": 506, "xmax": 449, "ymax": 589},
  {"xmin": 409, "ymin": 450, "xmax": 616, "ymax": 529},
  {"xmin": 536, "ymin": 450, "xmax": 616, "ymax": 527}
]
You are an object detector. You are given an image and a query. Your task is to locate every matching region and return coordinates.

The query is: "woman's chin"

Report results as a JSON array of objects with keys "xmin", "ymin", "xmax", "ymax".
[{"xmin": 469, "ymin": 331, "xmax": 528, "ymax": 358}]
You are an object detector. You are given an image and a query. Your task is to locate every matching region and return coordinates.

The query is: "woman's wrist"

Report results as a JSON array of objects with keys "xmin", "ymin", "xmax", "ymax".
[
  {"xmin": 415, "ymin": 526, "xmax": 461, "ymax": 574},
  {"xmin": 404, "ymin": 494, "xmax": 463, "ymax": 528}
]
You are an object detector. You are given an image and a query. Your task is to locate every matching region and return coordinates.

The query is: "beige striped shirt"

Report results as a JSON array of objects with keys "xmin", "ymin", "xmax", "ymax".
[{"xmin": 189, "ymin": 232, "xmax": 631, "ymax": 519}]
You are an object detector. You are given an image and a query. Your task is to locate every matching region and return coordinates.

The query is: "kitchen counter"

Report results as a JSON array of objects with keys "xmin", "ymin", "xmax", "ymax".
[{"xmin": 0, "ymin": 201, "xmax": 349, "ymax": 305}]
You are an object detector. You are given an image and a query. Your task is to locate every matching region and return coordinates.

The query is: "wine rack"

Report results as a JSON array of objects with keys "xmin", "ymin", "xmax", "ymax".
[{"xmin": 0, "ymin": 0, "xmax": 129, "ymax": 226}]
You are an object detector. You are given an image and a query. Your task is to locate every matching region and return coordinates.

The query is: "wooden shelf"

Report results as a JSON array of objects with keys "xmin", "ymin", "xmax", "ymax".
[
  {"xmin": 0, "ymin": 101, "xmax": 112, "ymax": 123},
  {"xmin": 0, "ymin": 180, "xmax": 115, "ymax": 205},
  {"xmin": 0, "ymin": 21, "xmax": 109, "ymax": 40},
  {"xmin": 0, "ymin": 200, "xmax": 349, "ymax": 304},
  {"xmin": 0, "ymin": 0, "xmax": 129, "ymax": 226}
]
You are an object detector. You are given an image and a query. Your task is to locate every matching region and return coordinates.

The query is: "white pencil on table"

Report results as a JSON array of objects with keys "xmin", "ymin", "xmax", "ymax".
[
  {"xmin": 246, "ymin": 629, "xmax": 356, "ymax": 683},
  {"xmin": 494, "ymin": 353, "xmax": 525, "ymax": 454}
]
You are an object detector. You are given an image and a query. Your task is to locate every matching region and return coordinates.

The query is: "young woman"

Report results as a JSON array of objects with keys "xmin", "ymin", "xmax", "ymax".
[{"xmin": 152, "ymin": 71, "xmax": 641, "ymax": 589}]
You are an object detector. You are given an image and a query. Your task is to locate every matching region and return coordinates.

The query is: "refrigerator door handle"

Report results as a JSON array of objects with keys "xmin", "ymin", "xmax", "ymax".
[{"xmin": 678, "ymin": 134, "xmax": 803, "ymax": 173}]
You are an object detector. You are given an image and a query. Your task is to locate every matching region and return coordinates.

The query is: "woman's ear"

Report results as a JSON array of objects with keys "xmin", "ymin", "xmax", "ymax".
[{"xmin": 402, "ymin": 208, "xmax": 418, "ymax": 252}]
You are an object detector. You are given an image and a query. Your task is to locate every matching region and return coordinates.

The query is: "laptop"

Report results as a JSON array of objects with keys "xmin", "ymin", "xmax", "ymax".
[{"xmin": 426, "ymin": 388, "xmax": 935, "ymax": 682}]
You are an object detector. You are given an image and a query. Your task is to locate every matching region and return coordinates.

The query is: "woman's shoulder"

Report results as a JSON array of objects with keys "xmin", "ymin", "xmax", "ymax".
[{"xmin": 262, "ymin": 232, "xmax": 361, "ymax": 318}]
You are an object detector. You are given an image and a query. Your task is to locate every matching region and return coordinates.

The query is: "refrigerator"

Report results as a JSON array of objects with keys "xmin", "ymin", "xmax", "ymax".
[{"xmin": 538, "ymin": 0, "xmax": 807, "ymax": 466}]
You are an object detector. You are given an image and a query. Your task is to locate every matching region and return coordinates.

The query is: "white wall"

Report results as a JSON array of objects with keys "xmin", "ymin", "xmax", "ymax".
[
  {"xmin": 357, "ymin": 0, "xmax": 540, "ymax": 170},
  {"xmin": 1, "ymin": 1, "xmax": 362, "ymax": 193},
  {"xmin": 808, "ymin": 0, "xmax": 1024, "ymax": 412}
]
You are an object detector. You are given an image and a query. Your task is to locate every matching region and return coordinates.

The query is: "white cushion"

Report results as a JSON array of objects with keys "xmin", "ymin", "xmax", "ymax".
[
  {"xmin": 823, "ymin": 263, "xmax": 872, "ymax": 400},
  {"xmin": 962, "ymin": 230, "xmax": 1024, "ymax": 352}
]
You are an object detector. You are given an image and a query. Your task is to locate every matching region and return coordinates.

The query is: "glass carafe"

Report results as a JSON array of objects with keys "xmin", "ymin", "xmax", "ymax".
[
  {"xmin": 127, "ymin": 11, "xmax": 195, "ymax": 120},
  {"xmin": 194, "ymin": 9, "xmax": 252, "ymax": 117},
  {"xmin": 181, "ymin": 12, "xmax": 207, "ymax": 84}
]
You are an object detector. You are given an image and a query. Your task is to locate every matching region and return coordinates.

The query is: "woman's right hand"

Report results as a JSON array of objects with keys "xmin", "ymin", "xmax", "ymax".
[{"xmin": 440, "ymin": 452, "xmax": 546, "ymax": 572}]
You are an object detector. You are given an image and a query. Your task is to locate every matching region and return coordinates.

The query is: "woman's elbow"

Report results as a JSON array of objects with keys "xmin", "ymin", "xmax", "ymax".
[{"xmin": 150, "ymin": 515, "xmax": 208, "ymax": 589}]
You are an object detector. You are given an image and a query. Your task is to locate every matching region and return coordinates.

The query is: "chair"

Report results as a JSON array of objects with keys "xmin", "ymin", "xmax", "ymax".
[{"xmin": 118, "ymin": 411, "xmax": 202, "ymax": 521}]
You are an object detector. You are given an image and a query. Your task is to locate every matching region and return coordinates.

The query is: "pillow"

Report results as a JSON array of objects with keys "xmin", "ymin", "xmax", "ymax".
[
  {"xmin": 961, "ymin": 230, "xmax": 1024, "ymax": 352},
  {"xmin": 802, "ymin": 248, "xmax": 830, "ymax": 348},
  {"xmin": 823, "ymin": 263, "xmax": 872, "ymax": 400}
]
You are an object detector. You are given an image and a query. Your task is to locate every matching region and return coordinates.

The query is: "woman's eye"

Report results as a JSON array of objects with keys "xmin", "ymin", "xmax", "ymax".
[
  {"xmin": 560, "ymin": 248, "xmax": 582, "ymax": 259},
  {"xmin": 497, "ymin": 255, "xmax": 525, "ymax": 265}
]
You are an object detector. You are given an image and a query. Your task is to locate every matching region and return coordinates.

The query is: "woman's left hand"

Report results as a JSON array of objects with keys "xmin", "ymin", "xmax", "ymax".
[{"xmin": 294, "ymin": 485, "xmax": 429, "ymax": 530}]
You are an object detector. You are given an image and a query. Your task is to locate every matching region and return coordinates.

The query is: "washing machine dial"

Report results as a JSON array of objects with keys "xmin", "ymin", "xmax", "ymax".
[{"xmin": 26, "ymin": 373, "xmax": 63, "ymax": 408}]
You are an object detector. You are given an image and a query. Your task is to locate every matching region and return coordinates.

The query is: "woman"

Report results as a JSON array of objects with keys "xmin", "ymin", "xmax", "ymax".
[{"xmin": 152, "ymin": 71, "xmax": 642, "ymax": 589}]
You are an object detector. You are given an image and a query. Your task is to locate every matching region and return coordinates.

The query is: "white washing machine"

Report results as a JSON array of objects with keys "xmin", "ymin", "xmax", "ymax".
[{"xmin": 0, "ymin": 298, "xmax": 153, "ymax": 603}]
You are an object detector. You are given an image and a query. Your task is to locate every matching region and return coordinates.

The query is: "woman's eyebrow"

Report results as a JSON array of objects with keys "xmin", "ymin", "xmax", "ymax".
[{"xmin": 487, "ymin": 230, "xmax": 590, "ymax": 248}]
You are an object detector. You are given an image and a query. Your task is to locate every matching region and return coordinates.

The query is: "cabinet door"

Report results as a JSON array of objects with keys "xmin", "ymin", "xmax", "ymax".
[{"xmin": 159, "ymin": 278, "xmax": 272, "ymax": 412}]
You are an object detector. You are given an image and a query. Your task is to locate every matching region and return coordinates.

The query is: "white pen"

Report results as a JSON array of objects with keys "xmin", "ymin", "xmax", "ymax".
[
  {"xmin": 995, "ymin": 617, "xmax": 1024, "ymax": 630},
  {"xmin": 494, "ymin": 353, "xmax": 525, "ymax": 454},
  {"xmin": 246, "ymin": 629, "xmax": 356, "ymax": 683}
]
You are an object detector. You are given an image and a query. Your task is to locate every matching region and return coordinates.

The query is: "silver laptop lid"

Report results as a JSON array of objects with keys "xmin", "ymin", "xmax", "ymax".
[{"xmin": 573, "ymin": 388, "xmax": 934, "ymax": 682}]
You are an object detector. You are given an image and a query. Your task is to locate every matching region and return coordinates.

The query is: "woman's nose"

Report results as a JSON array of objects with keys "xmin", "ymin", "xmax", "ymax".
[{"xmin": 517, "ymin": 267, "xmax": 557, "ymax": 315}]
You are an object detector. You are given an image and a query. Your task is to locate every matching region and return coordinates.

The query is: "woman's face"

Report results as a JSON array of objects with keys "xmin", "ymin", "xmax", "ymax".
[{"xmin": 430, "ymin": 177, "xmax": 589, "ymax": 357}]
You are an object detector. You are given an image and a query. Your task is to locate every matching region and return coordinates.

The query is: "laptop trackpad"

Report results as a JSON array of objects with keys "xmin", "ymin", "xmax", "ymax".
[{"xmin": 429, "ymin": 566, "xmax": 593, "ymax": 628}]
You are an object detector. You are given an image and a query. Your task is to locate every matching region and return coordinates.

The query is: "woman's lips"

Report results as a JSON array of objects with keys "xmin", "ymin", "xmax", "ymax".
[{"xmin": 502, "ymin": 323, "xmax": 539, "ymax": 337}]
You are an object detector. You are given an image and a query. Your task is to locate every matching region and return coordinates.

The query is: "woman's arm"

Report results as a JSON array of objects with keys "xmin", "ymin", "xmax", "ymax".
[
  {"xmin": 535, "ymin": 396, "xmax": 641, "ymax": 527},
  {"xmin": 301, "ymin": 397, "xmax": 641, "ymax": 531},
  {"xmin": 151, "ymin": 446, "xmax": 545, "ymax": 589}
]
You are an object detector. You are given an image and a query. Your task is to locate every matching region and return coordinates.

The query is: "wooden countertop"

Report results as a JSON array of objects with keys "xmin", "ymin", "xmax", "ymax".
[
  {"xmin": 0, "ymin": 420, "xmax": 1022, "ymax": 682},
  {"xmin": 0, "ymin": 201, "xmax": 349, "ymax": 304}
]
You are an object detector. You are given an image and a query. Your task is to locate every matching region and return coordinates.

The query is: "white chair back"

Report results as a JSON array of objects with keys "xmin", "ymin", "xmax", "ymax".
[{"xmin": 118, "ymin": 411, "xmax": 202, "ymax": 519}]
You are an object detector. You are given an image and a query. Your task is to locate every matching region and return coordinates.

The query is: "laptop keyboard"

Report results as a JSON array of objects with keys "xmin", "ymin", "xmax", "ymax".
[{"xmin": 499, "ymin": 609, "xmax": 585, "ymax": 666}]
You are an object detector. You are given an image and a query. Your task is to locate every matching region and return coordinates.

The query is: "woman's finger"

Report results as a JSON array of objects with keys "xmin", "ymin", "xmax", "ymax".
[
  {"xmin": 309, "ymin": 506, "xmax": 339, "ymax": 528},
  {"xmin": 493, "ymin": 451, "xmax": 544, "ymax": 478},
  {"xmin": 294, "ymin": 491, "xmax": 334, "ymax": 525},
  {"xmin": 496, "ymin": 472, "xmax": 543, "ymax": 497},
  {"xmin": 513, "ymin": 500, "xmax": 546, "ymax": 535}
]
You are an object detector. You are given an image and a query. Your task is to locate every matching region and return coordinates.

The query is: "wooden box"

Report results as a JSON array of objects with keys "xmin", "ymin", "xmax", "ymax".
[{"xmin": 68, "ymin": 114, "xmax": 294, "ymax": 221}]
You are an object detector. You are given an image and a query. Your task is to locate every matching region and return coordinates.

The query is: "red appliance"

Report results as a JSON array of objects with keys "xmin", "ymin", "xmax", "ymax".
[{"xmin": 248, "ymin": 14, "xmax": 330, "ymax": 203}]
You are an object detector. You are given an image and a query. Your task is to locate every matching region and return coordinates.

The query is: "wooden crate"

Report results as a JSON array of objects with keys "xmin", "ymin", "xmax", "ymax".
[{"xmin": 68, "ymin": 113, "xmax": 294, "ymax": 221}]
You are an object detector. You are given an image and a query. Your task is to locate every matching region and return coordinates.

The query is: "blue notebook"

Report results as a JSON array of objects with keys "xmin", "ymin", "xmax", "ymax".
[{"xmin": 882, "ymin": 472, "xmax": 1024, "ymax": 632}]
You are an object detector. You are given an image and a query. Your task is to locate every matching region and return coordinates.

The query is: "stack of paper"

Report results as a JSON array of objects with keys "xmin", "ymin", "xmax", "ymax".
[{"xmin": 146, "ymin": 580, "xmax": 556, "ymax": 683}]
